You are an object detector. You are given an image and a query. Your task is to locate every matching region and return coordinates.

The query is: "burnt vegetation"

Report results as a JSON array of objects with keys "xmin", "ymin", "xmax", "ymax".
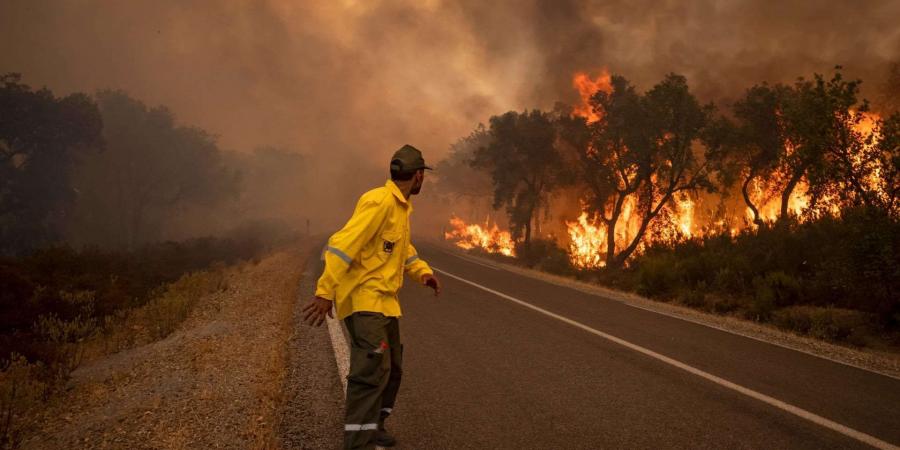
[{"xmin": 441, "ymin": 68, "xmax": 900, "ymax": 350}]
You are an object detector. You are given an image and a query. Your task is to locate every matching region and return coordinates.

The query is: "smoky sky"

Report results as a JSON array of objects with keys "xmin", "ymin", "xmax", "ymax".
[{"xmin": 2, "ymin": 0, "xmax": 898, "ymax": 164}]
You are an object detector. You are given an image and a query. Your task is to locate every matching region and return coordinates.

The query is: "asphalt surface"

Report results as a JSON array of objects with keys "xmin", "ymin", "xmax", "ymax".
[{"xmin": 373, "ymin": 242, "xmax": 900, "ymax": 449}]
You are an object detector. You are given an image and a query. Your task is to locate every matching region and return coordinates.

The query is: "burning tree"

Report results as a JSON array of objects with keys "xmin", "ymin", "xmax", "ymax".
[
  {"xmin": 712, "ymin": 69, "xmax": 900, "ymax": 223},
  {"xmin": 872, "ymin": 114, "xmax": 900, "ymax": 214},
  {"xmin": 562, "ymin": 74, "xmax": 715, "ymax": 268},
  {"xmin": 706, "ymin": 83, "xmax": 787, "ymax": 225},
  {"xmin": 472, "ymin": 110, "xmax": 563, "ymax": 245}
]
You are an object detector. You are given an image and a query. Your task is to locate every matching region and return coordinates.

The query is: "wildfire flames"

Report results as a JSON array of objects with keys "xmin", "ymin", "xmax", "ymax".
[
  {"xmin": 446, "ymin": 72, "xmax": 888, "ymax": 270},
  {"xmin": 565, "ymin": 193, "xmax": 696, "ymax": 269},
  {"xmin": 444, "ymin": 216, "xmax": 516, "ymax": 257},
  {"xmin": 572, "ymin": 70, "xmax": 612, "ymax": 123}
]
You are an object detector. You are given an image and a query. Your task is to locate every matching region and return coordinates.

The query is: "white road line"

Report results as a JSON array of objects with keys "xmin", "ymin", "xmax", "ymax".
[
  {"xmin": 434, "ymin": 266, "xmax": 899, "ymax": 450},
  {"xmin": 326, "ymin": 313, "xmax": 350, "ymax": 393},
  {"xmin": 435, "ymin": 246, "xmax": 500, "ymax": 270},
  {"xmin": 436, "ymin": 247, "xmax": 900, "ymax": 381}
]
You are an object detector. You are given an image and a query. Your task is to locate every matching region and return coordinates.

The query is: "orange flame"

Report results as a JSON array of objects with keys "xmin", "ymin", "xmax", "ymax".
[
  {"xmin": 444, "ymin": 216, "xmax": 516, "ymax": 257},
  {"xmin": 572, "ymin": 70, "xmax": 612, "ymax": 123},
  {"xmin": 566, "ymin": 211, "xmax": 607, "ymax": 268},
  {"xmin": 565, "ymin": 192, "xmax": 696, "ymax": 269}
]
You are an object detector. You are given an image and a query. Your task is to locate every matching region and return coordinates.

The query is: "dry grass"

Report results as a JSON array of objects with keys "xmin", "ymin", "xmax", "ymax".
[
  {"xmin": 91, "ymin": 267, "xmax": 228, "ymax": 358},
  {"xmin": 0, "ymin": 265, "xmax": 230, "ymax": 448},
  {"xmin": 16, "ymin": 244, "xmax": 309, "ymax": 449}
]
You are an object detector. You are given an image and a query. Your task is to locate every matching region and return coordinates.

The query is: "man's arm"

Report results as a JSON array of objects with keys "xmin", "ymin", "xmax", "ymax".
[
  {"xmin": 406, "ymin": 243, "xmax": 441, "ymax": 296},
  {"xmin": 303, "ymin": 194, "xmax": 389, "ymax": 326}
]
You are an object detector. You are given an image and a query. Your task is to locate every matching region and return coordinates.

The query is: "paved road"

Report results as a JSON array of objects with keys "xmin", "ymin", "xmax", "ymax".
[{"xmin": 372, "ymin": 242, "xmax": 900, "ymax": 449}]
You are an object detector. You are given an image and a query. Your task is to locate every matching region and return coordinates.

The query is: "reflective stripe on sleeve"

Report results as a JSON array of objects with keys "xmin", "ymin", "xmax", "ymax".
[
  {"xmin": 404, "ymin": 255, "xmax": 419, "ymax": 265},
  {"xmin": 327, "ymin": 246, "xmax": 352, "ymax": 264},
  {"xmin": 345, "ymin": 423, "xmax": 378, "ymax": 431}
]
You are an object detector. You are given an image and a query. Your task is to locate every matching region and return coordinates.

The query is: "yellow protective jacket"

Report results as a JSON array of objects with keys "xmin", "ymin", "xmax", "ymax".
[{"xmin": 315, "ymin": 179, "xmax": 433, "ymax": 320}]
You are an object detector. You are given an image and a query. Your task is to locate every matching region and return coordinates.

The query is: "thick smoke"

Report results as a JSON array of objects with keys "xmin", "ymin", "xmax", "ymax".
[{"xmin": 2, "ymin": 0, "xmax": 898, "ymax": 233}]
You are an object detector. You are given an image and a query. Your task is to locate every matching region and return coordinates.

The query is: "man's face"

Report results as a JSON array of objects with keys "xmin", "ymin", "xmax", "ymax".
[{"xmin": 410, "ymin": 169, "xmax": 424, "ymax": 195}]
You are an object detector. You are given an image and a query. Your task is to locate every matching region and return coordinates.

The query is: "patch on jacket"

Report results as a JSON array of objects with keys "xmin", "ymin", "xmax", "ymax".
[{"xmin": 383, "ymin": 240, "xmax": 395, "ymax": 254}]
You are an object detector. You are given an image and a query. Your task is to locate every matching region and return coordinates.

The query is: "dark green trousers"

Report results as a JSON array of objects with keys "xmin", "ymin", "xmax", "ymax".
[{"xmin": 343, "ymin": 312, "xmax": 402, "ymax": 450}]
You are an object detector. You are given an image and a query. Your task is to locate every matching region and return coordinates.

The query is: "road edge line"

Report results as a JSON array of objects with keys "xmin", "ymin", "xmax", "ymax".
[
  {"xmin": 435, "ymin": 245, "xmax": 900, "ymax": 382},
  {"xmin": 435, "ymin": 266, "xmax": 899, "ymax": 450},
  {"xmin": 326, "ymin": 314, "xmax": 350, "ymax": 394}
]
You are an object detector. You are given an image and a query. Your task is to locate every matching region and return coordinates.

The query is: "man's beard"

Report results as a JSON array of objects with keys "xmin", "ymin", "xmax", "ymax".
[{"xmin": 410, "ymin": 179, "xmax": 422, "ymax": 195}]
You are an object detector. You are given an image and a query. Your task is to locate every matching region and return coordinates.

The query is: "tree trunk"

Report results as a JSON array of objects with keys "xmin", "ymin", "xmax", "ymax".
[
  {"xmin": 523, "ymin": 215, "xmax": 532, "ymax": 245},
  {"xmin": 613, "ymin": 189, "xmax": 674, "ymax": 268},
  {"xmin": 780, "ymin": 168, "xmax": 805, "ymax": 221},
  {"xmin": 741, "ymin": 175, "xmax": 763, "ymax": 225},
  {"xmin": 604, "ymin": 194, "xmax": 625, "ymax": 268}
]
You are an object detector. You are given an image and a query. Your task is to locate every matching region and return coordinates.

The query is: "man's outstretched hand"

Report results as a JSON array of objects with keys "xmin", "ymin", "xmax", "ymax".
[
  {"xmin": 302, "ymin": 296, "xmax": 333, "ymax": 326},
  {"xmin": 422, "ymin": 273, "xmax": 442, "ymax": 297}
]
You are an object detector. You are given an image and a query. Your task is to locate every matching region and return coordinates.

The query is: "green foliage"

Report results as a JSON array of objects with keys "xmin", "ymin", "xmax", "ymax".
[
  {"xmin": 749, "ymin": 271, "xmax": 801, "ymax": 320},
  {"xmin": 0, "ymin": 73, "xmax": 103, "ymax": 255},
  {"xmin": 634, "ymin": 252, "xmax": 679, "ymax": 297},
  {"xmin": 0, "ymin": 236, "xmax": 263, "ymax": 371},
  {"xmin": 514, "ymin": 239, "xmax": 574, "ymax": 276},
  {"xmin": 618, "ymin": 207, "xmax": 899, "ymax": 346},
  {"xmin": 434, "ymin": 125, "xmax": 493, "ymax": 203},
  {"xmin": 772, "ymin": 306, "xmax": 874, "ymax": 344},
  {"xmin": 70, "ymin": 90, "xmax": 240, "ymax": 249},
  {"xmin": 473, "ymin": 110, "xmax": 563, "ymax": 244}
]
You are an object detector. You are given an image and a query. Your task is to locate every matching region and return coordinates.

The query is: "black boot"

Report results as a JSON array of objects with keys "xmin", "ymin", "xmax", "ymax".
[{"xmin": 374, "ymin": 419, "xmax": 396, "ymax": 447}]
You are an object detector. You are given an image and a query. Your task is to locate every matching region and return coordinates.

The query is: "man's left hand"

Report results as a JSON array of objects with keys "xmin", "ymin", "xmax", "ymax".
[{"xmin": 422, "ymin": 273, "xmax": 441, "ymax": 297}]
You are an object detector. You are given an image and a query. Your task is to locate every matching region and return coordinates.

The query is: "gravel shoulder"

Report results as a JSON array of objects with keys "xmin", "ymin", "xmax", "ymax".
[
  {"xmin": 275, "ymin": 249, "xmax": 344, "ymax": 450},
  {"xmin": 20, "ymin": 244, "xmax": 314, "ymax": 449}
]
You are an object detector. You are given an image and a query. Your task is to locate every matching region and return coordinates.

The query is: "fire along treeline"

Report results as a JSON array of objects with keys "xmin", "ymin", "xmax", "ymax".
[{"xmin": 441, "ymin": 68, "xmax": 899, "ymax": 270}]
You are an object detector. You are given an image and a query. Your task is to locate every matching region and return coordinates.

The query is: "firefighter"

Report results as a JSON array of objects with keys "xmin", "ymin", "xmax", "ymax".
[{"xmin": 302, "ymin": 144, "xmax": 442, "ymax": 449}]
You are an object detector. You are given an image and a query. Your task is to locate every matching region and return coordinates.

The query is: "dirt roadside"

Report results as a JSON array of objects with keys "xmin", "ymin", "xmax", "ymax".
[
  {"xmin": 19, "ymin": 243, "xmax": 340, "ymax": 449},
  {"xmin": 275, "ymin": 250, "xmax": 344, "ymax": 449}
]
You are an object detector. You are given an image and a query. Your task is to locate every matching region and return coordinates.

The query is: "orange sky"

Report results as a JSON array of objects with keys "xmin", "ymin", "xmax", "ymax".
[{"xmin": 2, "ymin": 0, "xmax": 898, "ymax": 166}]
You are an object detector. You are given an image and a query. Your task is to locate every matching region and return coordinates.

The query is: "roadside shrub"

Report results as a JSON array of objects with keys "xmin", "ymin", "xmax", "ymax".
[
  {"xmin": 0, "ymin": 354, "xmax": 47, "ymax": 448},
  {"xmin": 144, "ymin": 269, "xmax": 226, "ymax": 340},
  {"xmin": 773, "ymin": 306, "xmax": 875, "ymax": 345},
  {"xmin": 753, "ymin": 272, "xmax": 801, "ymax": 308},
  {"xmin": 634, "ymin": 253, "xmax": 679, "ymax": 297},
  {"xmin": 591, "ymin": 206, "xmax": 899, "ymax": 349},
  {"xmin": 515, "ymin": 239, "xmax": 574, "ymax": 276},
  {"xmin": 677, "ymin": 288, "xmax": 707, "ymax": 309},
  {"xmin": 808, "ymin": 308, "xmax": 873, "ymax": 342},
  {"xmin": 707, "ymin": 295, "xmax": 741, "ymax": 314}
]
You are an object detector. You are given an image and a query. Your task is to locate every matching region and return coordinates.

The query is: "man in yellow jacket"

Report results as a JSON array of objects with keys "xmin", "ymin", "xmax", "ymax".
[{"xmin": 302, "ymin": 144, "xmax": 441, "ymax": 449}]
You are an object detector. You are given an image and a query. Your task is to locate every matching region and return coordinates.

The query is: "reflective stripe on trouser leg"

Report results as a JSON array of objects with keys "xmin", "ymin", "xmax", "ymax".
[
  {"xmin": 345, "ymin": 423, "xmax": 378, "ymax": 431},
  {"xmin": 344, "ymin": 313, "xmax": 392, "ymax": 450},
  {"xmin": 380, "ymin": 318, "xmax": 403, "ymax": 420}
]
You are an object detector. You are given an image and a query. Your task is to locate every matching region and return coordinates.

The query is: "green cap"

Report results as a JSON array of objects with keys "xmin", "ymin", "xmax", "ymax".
[{"xmin": 389, "ymin": 144, "xmax": 432, "ymax": 174}]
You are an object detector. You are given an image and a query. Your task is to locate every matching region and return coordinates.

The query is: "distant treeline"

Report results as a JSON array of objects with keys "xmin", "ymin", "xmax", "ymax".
[{"xmin": 0, "ymin": 73, "xmax": 310, "ymax": 256}]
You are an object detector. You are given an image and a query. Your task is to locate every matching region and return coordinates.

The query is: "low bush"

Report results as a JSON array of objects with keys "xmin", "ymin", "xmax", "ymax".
[
  {"xmin": 634, "ymin": 252, "xmax": 680, "ymax": 297},
  {"xmin": 0, "ymin": 354, "xmax": 48, "ymax": 448},
  {"xmin": 515, "ymin": 239, "xmax": 574, "ymax": 276},
  {"xmin": 772, "ymin": 306, "xmax": 875, "ymax": 345},
  {"xmin": 585, "ymin": 207, "xmax": 899, "ymax": 349}
]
